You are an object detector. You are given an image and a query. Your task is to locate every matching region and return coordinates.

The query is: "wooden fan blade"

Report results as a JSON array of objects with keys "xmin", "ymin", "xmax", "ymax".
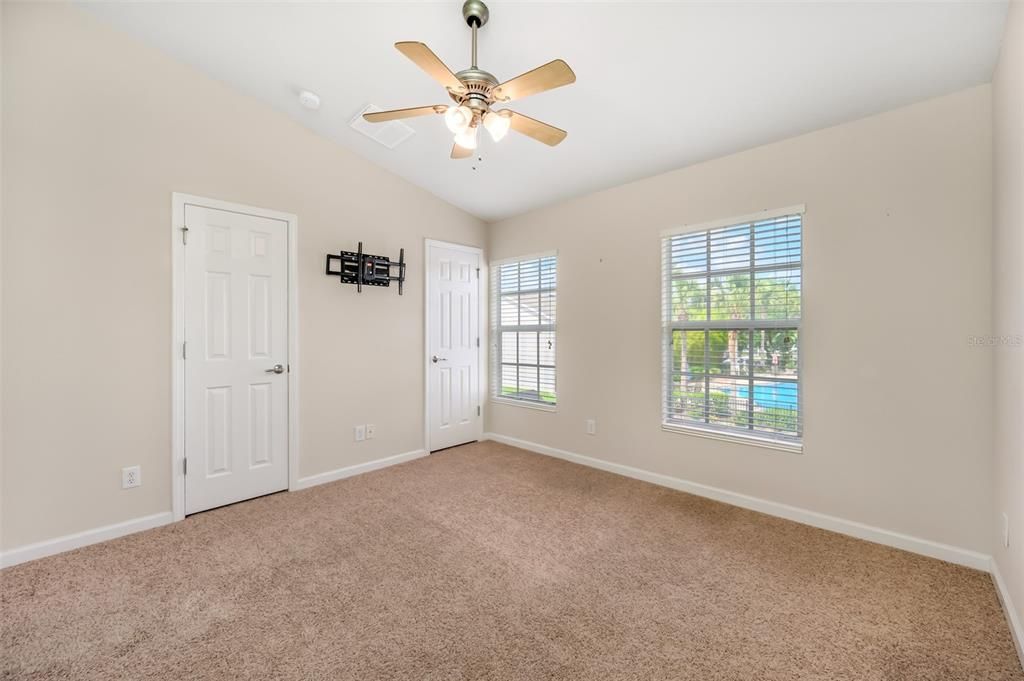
[
  {"xmin": 503, "ymin": 110, "xmax": 567, "ymax": 146},
  {"xmin": 363, "ymin": 105, "xmax": 447, "ymax": 123},
  {"xmin": 451, "ymin": 143, "xmax": 473, "ymax": 160},
  {"xmin": 395, "ymin": 42, "xmax": 465, "ymax": 93},
  {"xmin": 492, "ymin": 59, "xmax": 575, "ymax": 102}
]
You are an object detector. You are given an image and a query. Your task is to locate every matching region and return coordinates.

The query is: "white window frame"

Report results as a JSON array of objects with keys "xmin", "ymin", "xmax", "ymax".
[
  {"xmin": 660, "ymin": 205, "xmax": 804, "ymax": 454},
  {"xmin": 491, "ymin": 251, "xmax": 558, "ymax": 411}
]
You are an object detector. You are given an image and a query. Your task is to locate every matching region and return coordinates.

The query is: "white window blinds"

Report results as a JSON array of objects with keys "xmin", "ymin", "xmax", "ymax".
[
  {"xmin": 493, "ymin": 255, "xmax": 557, "ymax": 406},
  {"xmin": 662, "ymin": 211, "xmax": 802, "ymax": 444}
]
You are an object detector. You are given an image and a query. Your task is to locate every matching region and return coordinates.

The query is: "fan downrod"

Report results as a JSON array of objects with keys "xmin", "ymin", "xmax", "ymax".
[{"xmin": 462, "ymin": 0, "xmax": 489, "ymax": 28}]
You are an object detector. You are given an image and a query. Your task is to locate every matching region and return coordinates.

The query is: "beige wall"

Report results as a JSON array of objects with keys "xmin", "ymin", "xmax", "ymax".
[
  {"xmin": 0, "ymin": 3, "xmax": 485, "ymax": 550},
  {"xmin": 992, "ymin": 0, "xmax": 1024, "ymax": 636},
  {"xmin": 0, "ymin": 0, "xmax": 5, "ymax": 528},
  {"xmin": 488, "ymin": 86, "xmax": 994, "ymax": 553}
]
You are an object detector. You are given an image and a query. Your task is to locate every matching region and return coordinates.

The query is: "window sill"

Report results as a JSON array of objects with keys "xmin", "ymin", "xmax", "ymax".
[
  {"xmin": 491, "ymin": 397, "xmax": 557, "ymax": 413},
  {"xmin": 661, "ymin": 422, "xmax": 803, "ymax": 454}
]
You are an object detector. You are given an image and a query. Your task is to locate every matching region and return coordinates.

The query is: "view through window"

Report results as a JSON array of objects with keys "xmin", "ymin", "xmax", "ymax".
[
  {"xmin": 662, "ymin": 212, "xmax": 802, "ymax": 444},
  {"xmin": 493, "ymin": 255, "xmax": 557, "ymax": 406}
]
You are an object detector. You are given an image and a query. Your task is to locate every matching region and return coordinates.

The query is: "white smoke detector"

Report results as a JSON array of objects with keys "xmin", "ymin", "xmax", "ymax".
[{"xmin": 298, "ymin": 90, "xmax": 321, "ymax": 110}]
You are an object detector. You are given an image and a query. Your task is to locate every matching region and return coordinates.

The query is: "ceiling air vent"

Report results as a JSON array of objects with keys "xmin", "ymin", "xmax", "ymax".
[{"xmin": 350, "ymin": 105, "xmax": 415, "ymax": 149}]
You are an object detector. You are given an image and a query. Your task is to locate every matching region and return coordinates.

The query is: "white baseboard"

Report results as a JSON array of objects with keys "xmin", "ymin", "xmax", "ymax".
[
  {"xmin": 483, "ymin": 432, "xmax": 991, "ymax": 571},
  {"xmin": 1, "ymin": 449, "xmax": 425, "ymax": 569},
  {"xmin": 0, "ymin": 511, "xmax": 174, "ymax": 569},
  {"xmin": 292, "ymin": 449, "xmax": 427, "ymax": 491},
  {"xmin": 991, "ymin": 557, "xmax": 1024, "ymax": 670}
]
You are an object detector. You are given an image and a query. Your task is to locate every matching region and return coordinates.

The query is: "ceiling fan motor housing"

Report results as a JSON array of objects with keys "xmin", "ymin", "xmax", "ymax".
[{"xmin": 452, "ymin": 67, "xmax": 499, "ymax": 120}]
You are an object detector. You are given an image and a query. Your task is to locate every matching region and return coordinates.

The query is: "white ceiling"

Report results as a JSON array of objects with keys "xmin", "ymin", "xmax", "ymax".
[{"xmin": 81, "ymin": 1, "xmax": 1009, "ymax": 222}]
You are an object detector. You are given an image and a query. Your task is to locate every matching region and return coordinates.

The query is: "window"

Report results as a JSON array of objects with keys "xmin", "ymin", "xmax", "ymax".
[
  {"xmin": 661, "ymin": 209, "xmax": 802, "ymax": 448},
  {"xmin": 492, "ymin": 254, "xmax": 557, "ymax": 407}
]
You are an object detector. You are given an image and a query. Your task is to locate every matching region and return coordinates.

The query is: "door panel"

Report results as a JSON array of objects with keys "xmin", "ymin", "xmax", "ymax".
[
  {"xmin": 428, "ymin": 244, "xmax": 481, "ymax": 451},
  {"xmin": 185, "ymin": 205, "xmax": 289, "ymax": 514},
  {"xmin": 204, "ymin": 386, "xmax": 232, "ymax": 476},
  {"xmin": 249, "ymin": 382, "xmax": 272, "ymax": 467}
]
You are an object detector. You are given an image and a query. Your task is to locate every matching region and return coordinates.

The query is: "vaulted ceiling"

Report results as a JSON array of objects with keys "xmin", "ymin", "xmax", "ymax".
[{"xmin": 82, "ymin": 1, "xmax": 1009, "ymax": 221}]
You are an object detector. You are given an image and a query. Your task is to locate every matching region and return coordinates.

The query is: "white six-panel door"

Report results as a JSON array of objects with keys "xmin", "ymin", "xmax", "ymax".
[
  {"xmin": 184, "ymin": 205, "xmax": 289, "ymax": 514},
  {"xmin": 427, "ymin": 243, "xmax": 481, "ymax": 451}
]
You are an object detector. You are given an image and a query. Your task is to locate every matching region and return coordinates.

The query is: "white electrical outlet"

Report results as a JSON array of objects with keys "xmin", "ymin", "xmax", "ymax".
[
  {"xmin": 1003, "ymin": 512, "xmax": 1010, "ymax": 548},
  {"xmin": 586, "ymin": 419, "xmax": 596, "ymax": 435},
  {"xmin": 121, "ymin": 466, "xmax": 141, "ymax": 489},
  {"xmin": 354, "ymin": 425, "xmax": 366, "ymax": 442},
  {"xmin": 365, "ymin": 424, "xmax": 376, "ymax": 440}
]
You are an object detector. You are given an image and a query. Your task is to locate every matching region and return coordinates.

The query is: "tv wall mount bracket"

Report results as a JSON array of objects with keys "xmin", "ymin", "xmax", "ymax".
[{"xmin": 325, "ymin": 242, "xmax": 406, "ymax": 294}]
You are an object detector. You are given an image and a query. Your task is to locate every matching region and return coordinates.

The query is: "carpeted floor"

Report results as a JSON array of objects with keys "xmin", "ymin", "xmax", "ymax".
[{"xmin": 2, "ymin": 441, "xmax": 1021, "ymax": 680}]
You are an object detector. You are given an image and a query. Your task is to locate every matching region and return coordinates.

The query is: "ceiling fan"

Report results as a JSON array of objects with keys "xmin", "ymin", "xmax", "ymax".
[{"xmin": 362, "ymin": 0, "xmax": 576, "ymax": 160}]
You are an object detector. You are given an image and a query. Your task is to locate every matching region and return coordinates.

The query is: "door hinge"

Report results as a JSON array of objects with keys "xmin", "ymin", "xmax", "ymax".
[
  {"xmin": 477, "ymin": 405, "xmax": 481, "ymax": 417},
  {"xmin": 182, "ymin": 341, "xmax": 187, "ymax": 360},
  {"xmin": 476, "ymin": 267, "xmax": 480, "ymax": 279},
  {"xmin": 181, "ymin": 226, "xmax": 189, "ymax": 245},
  {"xmin": 183, "ymin": 458, "xmax": 188, "ymax": 475},
  {"xmin": 476, "ymin": 337, "xmax": 480, "ymax": 347}
]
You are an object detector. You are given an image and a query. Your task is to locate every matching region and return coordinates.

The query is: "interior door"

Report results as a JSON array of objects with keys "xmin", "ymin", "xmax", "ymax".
[
  {"xmin": 184, "ymin": 204, "xmax": 289, "ymax": 514},
  {"xmin": 428, "ymin": 243, "xmax": 481, "ymax": 451}
]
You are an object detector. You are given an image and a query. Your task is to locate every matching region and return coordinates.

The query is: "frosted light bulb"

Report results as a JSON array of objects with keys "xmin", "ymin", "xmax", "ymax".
[
  {"xmin": 483, "ymin": 111, "xmax": 511, "ymax": 142},
  {"xmin": 454, "ymin": 125, "xmax": 479, "ymax": 150},
  {"xmin": 444, "ymin": 105, "xmax": 473, "ymax": 134}
]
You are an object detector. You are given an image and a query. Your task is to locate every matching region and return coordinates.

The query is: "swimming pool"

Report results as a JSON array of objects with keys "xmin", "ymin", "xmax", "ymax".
[{"xmin": 734, "ymin": 382, "xmax": 798, "ymax": 410}]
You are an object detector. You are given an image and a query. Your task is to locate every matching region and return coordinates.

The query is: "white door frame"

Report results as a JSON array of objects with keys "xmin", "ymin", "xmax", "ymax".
[
  {"xmin": 171, "ymin": 193, "xmax": 300, "ymax": 521},
  {"xmin": 423, "ymin": 239, "xmax": 486, "ymax": 452}
]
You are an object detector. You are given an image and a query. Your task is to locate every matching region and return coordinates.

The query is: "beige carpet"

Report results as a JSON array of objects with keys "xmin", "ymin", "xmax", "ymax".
[{"xmin": 2, "ymin": 441, "xmax": 1021, "ymax": 680}]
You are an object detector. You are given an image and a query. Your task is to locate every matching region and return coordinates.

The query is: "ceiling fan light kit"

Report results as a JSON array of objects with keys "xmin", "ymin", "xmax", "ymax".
[
  {"xmin": 363, "ymin": 0, "xmax": 575, "ymax": 160},
  {"xmin": 483, "ymin": 110, "xmax": 511, "ymax": 142},
  {"xmin": 445, "ymin": 105, "xmax": 473, "ymax": 134},
  {"xmin": 454, "ymin": 125, "xmax": 479, "ymax": 150}
]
